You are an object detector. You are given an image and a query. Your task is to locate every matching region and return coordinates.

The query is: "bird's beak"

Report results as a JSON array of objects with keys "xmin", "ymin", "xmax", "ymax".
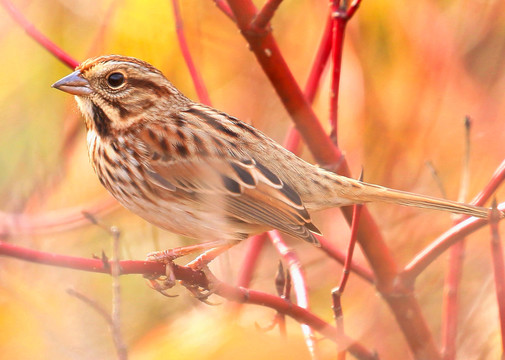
[{"xmin": 52, "ymin": 70, "xmax": 92, "ymax": 96}]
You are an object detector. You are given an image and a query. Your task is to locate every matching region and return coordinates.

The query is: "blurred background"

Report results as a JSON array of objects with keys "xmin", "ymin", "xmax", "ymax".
[{"xmin": 0, "ymin": 0, "xmax": 505, "ymax": 359}]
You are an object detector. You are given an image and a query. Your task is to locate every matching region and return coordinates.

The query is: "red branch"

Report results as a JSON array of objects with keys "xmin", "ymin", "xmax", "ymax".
[
  {"xmin": 305, "ymin": 14, "xmax": 333, "ymax": 103},
  {"xmin": 441, "ymin": 238, "xmax": 464, "ymax": 360},
  {"xmin": 490, "ymin": 203, "xmax": 505, "ymax": 355},
  {"xmin": 403, "ymin": 156, "xmax": 505, "ymax": 286},
  {"xmin": 328, "ymin": 0, "xmax": 362, "ymax": 144},
  {"xmin": 329, "ymin": 3, "xmax": 345, "ymax": 144},
  {"xmin": 215, "ymin": 280, "xmax": 376, "ymax": 359},
  {"xmin": 332, "ymin": 290, "xmax": 346, "ymax": 359},
  {"xmin": 250, "ymin": 0, "xmax": 283, "ymax": 31},
  {"xmin": 441, "ymin": 117, "xmax": 472, "ymax": 360},
  {"xmin": 317, "ymin": 235, "xmax": 374, "ymax": 283},
  {"xmin": 0, "ymin": 240, "xmax": 377, "ymax": 359},
  {"xmin": 224, "ymin": 1, "xmax": 442, "ymax": 357},
  {"xmin": 471, "ymin": 159, "xmax": 505, "ymax": 206},
  {"xmin": 332, "ymin": 203, "xmax": 363, "ymax": 360},
  {"xmin": 402, "ymin": 202, "xmax": 505, "ymax": 284},
  {"xmin": 279, "ymin": 13, "xmax": 334, "ymax": 159},
  {"xmin": 213, "ymin": 0, "xmax": 236, "ymax": 21},
  {"xmin": 1, "ymin": 0, "xmax": 78, "ymax": 69},
  {"xmin": 171, "ymin": 0, "xmax": 212, "ymax": 105},
  {"xmin": 235, "ymin": 233, "xmax": 268, "ymax": 288},
  {"xmin": 237, "ymin": 13, "xmax": 350, "ymax": 305},
  {"xmin": 226, "ymin": 0, "xmax": 342, "ymax": 168},
  {"xmin": 336, "ymin": 204, "xmax": 363, "ymax": 293}
]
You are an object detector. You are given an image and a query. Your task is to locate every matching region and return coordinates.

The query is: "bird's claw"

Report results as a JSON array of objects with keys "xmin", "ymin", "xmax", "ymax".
[
  {"xmin": 146, "ymin": 249, "xmax": 179, "ymax": 263},
  {"xmin": 181, "ymin": 262, "xmax": 220, "ymax": 305},
  {"xmin": 144, "ymin": 252, "xmax": 179, "ymax": 296},
  {"xmin": 181, "ymin": 282, "xmax": 220, "ymax": 305},
  {"xmin": 145, "ymin": 277, "xmax": 179, "ymax": 297}
]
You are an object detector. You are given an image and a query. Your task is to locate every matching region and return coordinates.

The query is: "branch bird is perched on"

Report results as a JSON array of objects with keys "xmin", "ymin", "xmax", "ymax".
[{"xmin": 53, "ymin": 55, "xmax": 492, "ymax": 247}]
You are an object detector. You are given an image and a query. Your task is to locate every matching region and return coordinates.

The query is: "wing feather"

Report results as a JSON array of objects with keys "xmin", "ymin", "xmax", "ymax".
[{"xmin": 134, "ymin": 114, "xmax": 320, "ymax": 245}]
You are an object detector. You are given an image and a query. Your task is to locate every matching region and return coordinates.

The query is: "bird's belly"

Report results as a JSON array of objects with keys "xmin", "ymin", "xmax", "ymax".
[{"xmin": 113, "ymin": 189, "xmax": 246, "ymax": 241}]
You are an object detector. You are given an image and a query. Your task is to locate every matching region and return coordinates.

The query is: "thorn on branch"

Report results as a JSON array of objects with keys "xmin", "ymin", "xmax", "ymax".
[
  {"xmin": 358, "ymin": 167, "xmax": 364, "ymax": 182},
  {"xmin": 82, "ymin": 211, "xmax": 99, "ymax": 225},
  {"xmin": 275, "ymin": 260, "xmax": 285, "ymax": 296},
  {"xmin": 101, "ymin": 251, "xmax": 111, "ymax": 272},
  {"xmin": 464, "ymin": 115, "xmax": 472, "ymax": 131},
  {"xmin": 425, "ymin": 161, "xmax": 448, "ymax": 199}
]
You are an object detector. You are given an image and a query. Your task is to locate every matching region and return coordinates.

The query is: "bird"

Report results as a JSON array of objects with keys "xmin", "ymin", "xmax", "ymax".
[{"xmin": 52, "ymin": 55, "xmax": 491, "ymax": 247}]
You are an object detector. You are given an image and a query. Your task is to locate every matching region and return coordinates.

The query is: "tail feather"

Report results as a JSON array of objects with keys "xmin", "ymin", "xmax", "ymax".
[
  {"xmin": 333, "ymin": 176, "xmax": 491, "ymax": 218},
  {"xmin": 361, "ymin": 185, "xmax": 489, "ymax": 218}
]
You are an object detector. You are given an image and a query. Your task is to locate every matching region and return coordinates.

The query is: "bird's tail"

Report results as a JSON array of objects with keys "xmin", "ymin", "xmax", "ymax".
[{"xmin": 324, "ymin": 174, "xmax": 491, "ymax": 218}]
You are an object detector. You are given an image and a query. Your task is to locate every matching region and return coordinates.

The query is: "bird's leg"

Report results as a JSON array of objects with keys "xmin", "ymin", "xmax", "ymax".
[
  {"xmin": 185, "ymin": 241, "xmax": 239, "ymax": 270},
  {"xmin": 180, "ymin": 241, "xmax": 239, "ymax": 304},
  {"xmin": 146, "ymin": 240, "xmax": 232, "ymax": 262},
  {"xmin": 145, "ymin": 240, "xmax": 239, "ymax": 299}
]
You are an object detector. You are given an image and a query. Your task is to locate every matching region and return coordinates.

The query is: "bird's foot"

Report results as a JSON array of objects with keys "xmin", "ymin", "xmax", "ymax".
[{"xmin": 145, "ymin": 241, "xmax": 238, "ymax": 300}]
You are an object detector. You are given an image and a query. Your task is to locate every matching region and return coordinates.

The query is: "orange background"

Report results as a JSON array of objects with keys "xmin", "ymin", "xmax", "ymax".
[{"xmin": 0, "ymin": 0, "xmax": 504, "ymax": 358}]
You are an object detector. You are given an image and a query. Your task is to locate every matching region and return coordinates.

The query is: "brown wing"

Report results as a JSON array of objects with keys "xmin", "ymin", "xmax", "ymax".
[{"xmin": 134, "ymin": 116, "xmax": 321, "ymax": 245}]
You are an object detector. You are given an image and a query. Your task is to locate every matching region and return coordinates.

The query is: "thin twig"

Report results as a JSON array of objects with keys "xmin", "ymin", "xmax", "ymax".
[
  {"xmin": 81, "ymin": 213, "xmax": 128, "ymax": 359},
  {"xmin": 425, "ymin": 161, "xmax": 448, "ymax": 199},
  {"xmin": 317, "ymin": 235, "xmax": 374, "ymax": 283},
  {"xmin": 441, "ymin": 116, "xmax": 472, "ymax": 360},
  {"xmin": 269, "ymin": 230, "xmax": 319, "ymax": 359},
  {"xmin": 0, "ymin": 0, "xmax": 78, "ymax": 68},
  {"xmin": 337, "ymin": 203, "xmax": 363, "ymax": 293},
  {"xmin": 403, "ymin": 152, "xmax": 505, "ymax": 285},
  {"xmin": 332, "ymin": 290, "xmax": 346, "ymax": 360},
  {"xmin": 226, "ymin": 0, "xmax": 343, "ymax": 169},
  {"xmin": 458, "ymin": 116, "xmax": 472, "ymax": 203},
  {"xmin": 67, "ymin": 289, "xmax": 112, "ymax": 325},
  {"xmin": 67, "ymin": 283, "xmax": 127, "ymax": 360},
  {"xmin": 224, "ymin": 2, "xmax": 443, "ymax": 355},
  {"xmin": 0, "ymin": 240, "xmax": 377, "ymax": 358},
  {"xmin": 250, "ymin": 0, "xmax": 283, "ymax": 31},
  {"xmin": 237, "ymin": 14, "xmax": 339, "ymax": 314},
  {"xmin": 328, "ymin": 0, "xmax": 362, "ymax": 145},
  {"xmin": 110, "ymin": 226, "xmax": 127, "ymax": 360},
  {"xmin": 490, "ymin": 200, "xmax": 505, "ymax": 356},
  {"xmin": 329, "ymin": 1, "xmax": 346, "ymax": 145},
  {"xmin": 213, "ymin": 0, "xmax": 236, "ymax": 21},
  {"xmin": 305, "ymin": 14, "xmax": 333, "ymax": 103},
  {"xmin": 171, "ymin": 0, "xmax": 212, "ymax": 105},
  {"xmin": 471, "ymin": 158, "xmax": 505, "ymax": 206},
  {"xmin": 346, "ymin": 0, "xmax": 362, "ymax": 19},
  {"xmin": 331, "ymin": 202, "xmax": 363, "ymax": 360},
  {"xmin": 402, "ymin": 202, "xmax": 505, "ymax": 284},
  {"xmin": 441, "ymin": 238, "xmax": 465, "ymax": 360}
]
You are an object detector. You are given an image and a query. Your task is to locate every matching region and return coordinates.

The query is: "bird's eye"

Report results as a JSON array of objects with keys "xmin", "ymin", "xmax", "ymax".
[{"xmin": 107, "ymin": 72, "xmax": 125, "ymax": 88}]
